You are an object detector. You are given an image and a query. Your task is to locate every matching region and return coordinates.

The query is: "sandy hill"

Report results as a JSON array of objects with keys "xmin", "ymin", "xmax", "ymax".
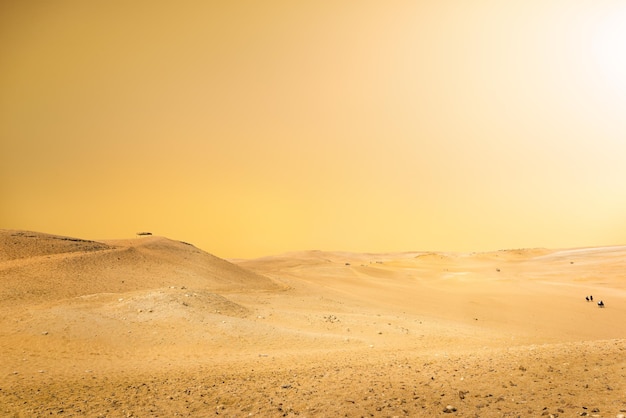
[
  {"xmin": 0, "ymin": 230, "xmax": 112, "ymax": 261},
  {"xmin": 1, "ymin": 232, "xmax": 625, "ymax": 417},
  {"xmin": 0, "ymin": 229, "xmax": 279, "ymax": 307}
]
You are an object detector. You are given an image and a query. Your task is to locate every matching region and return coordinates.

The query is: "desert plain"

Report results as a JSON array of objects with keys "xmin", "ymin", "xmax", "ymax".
[{"xmin": 0, "ymin": 229, "xmax": 625, "ymax": 417}]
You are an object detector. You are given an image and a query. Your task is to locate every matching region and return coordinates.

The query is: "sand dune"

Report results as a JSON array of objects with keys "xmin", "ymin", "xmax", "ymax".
[
  {"xmin": 0, "ymin": 231, "xmax": 113, "ymax": 262},
  {"xmin": 0, "ymin": 230, "xmax": 279, "ymax": 307},
  {"xmin": 239, "ymin": 246, "xmax": 626, "ymax": 343},
  {"xmin": 1, "ymin": 231, "xmax": 625, "ymax": 417}
]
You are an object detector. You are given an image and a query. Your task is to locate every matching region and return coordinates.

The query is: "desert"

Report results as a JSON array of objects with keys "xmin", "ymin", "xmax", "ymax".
[
  {"xmin": 5, "ymin": 1, "xmax": 626, "ymax": 417},
  {"xmin": 1, "ymin": 229, "xmax": 625, "ymax": 417}
]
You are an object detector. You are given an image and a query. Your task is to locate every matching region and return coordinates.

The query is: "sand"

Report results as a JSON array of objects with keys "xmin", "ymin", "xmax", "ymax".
[{"xmin": 1, "ymin": 230, "xmax": 625, "ymax": 417}]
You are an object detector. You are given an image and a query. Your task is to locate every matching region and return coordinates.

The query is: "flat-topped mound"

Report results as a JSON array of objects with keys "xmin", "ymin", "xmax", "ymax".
[
  {"xmin": 0, "ymin": 230, "xmax": 112, "ymax": 261},
  {"xmin": 0, "ymin": 231, "xmax": 279, "ymax": 306}
]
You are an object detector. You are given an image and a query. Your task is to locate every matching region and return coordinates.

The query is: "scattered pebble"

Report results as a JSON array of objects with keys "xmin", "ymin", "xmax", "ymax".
[{"xmin": 443, "ymin": 405, "xmax": 457, "ymax": 413}]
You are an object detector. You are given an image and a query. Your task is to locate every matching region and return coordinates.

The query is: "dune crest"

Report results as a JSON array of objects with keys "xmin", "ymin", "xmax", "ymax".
[{"xmin": 0, "ymin": 230, "xmax": 112, "ymax": 261}]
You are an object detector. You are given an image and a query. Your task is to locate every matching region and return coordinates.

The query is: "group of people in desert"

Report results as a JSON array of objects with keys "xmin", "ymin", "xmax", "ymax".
[{"xmin": 586, "ymin": 295, "xmax": 605, "ymax": 307}]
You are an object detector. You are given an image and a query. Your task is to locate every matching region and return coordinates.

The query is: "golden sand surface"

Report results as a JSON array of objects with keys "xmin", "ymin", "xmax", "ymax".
[{"xmin": 1, "ymin": 230, "xmax": 625, "ymax": 417}]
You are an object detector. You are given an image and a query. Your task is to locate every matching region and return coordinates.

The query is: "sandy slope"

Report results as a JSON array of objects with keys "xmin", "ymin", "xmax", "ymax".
[{"xmin": 1, "ymin": 230, "xmax": 625, "ymax": 417}]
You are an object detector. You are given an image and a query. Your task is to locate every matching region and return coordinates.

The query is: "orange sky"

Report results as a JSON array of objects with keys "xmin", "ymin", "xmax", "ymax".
[{"xmin": 2, "ymin": 1, "xmax": 625, "ymax": 258}]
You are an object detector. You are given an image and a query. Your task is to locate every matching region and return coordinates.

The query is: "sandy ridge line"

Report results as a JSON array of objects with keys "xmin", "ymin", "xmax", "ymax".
[
  {"xmin": 0, "ymin": 245, "xmax": 123, "ymax": 271},
  {"xmin": 533, "ymin": 245, "xmax": 626, "ymax": 259}
]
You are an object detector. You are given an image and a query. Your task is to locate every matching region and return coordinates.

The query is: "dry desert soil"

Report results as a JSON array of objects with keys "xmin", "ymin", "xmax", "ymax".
[{"xmin": 1, "ymin": 230, "xmax": 625, "ymax": 417}]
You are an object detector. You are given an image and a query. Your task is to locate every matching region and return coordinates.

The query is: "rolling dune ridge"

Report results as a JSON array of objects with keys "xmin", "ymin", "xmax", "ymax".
[{"xmin": 1, "ymin": 230, "xmax": 625, "ymax": 417}]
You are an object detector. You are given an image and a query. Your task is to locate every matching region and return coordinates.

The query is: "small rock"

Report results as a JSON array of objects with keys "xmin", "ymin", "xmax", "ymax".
[
  {"xmin": 443, "ymin": 405, "xmax": 457, "ymax": 413},
  {"xmin": 41, "ymin": 331, "xmax": 48, "ymax": 335}
]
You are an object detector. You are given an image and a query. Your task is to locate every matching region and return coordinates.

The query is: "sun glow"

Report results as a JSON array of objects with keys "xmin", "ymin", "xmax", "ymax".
[
  {"xmin": 591, "ymin": 5, "xmax": 626, "ymax": 95},
  {"xmin": 2, "ymin": 1, "xmax": 626, "ymax": 257}
]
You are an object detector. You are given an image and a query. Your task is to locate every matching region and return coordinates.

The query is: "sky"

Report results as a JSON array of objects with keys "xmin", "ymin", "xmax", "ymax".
[{"xmin": 2, "ymin": 0, "xmax": 626, "ymax": 258}]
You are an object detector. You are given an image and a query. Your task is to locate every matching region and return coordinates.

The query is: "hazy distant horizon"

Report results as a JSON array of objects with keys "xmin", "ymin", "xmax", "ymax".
[{"xmin": 2, "ymin": 1, "xmax": 625, "ymax": 258}]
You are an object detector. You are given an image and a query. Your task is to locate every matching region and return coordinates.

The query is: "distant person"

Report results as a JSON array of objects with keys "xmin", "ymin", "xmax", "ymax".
[
  {"xmin": 598, "ymin": 300, "xmax": 604, "ymax": 308},
  {"xmin": 590, "ymin": 295, "xmax": 593, "ymax": 301}
]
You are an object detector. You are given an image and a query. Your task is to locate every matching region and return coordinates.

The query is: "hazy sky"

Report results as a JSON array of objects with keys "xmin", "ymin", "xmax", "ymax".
[{"xmin": 2, "ymin": 1, "xmax": 626, "ymax": 257}]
